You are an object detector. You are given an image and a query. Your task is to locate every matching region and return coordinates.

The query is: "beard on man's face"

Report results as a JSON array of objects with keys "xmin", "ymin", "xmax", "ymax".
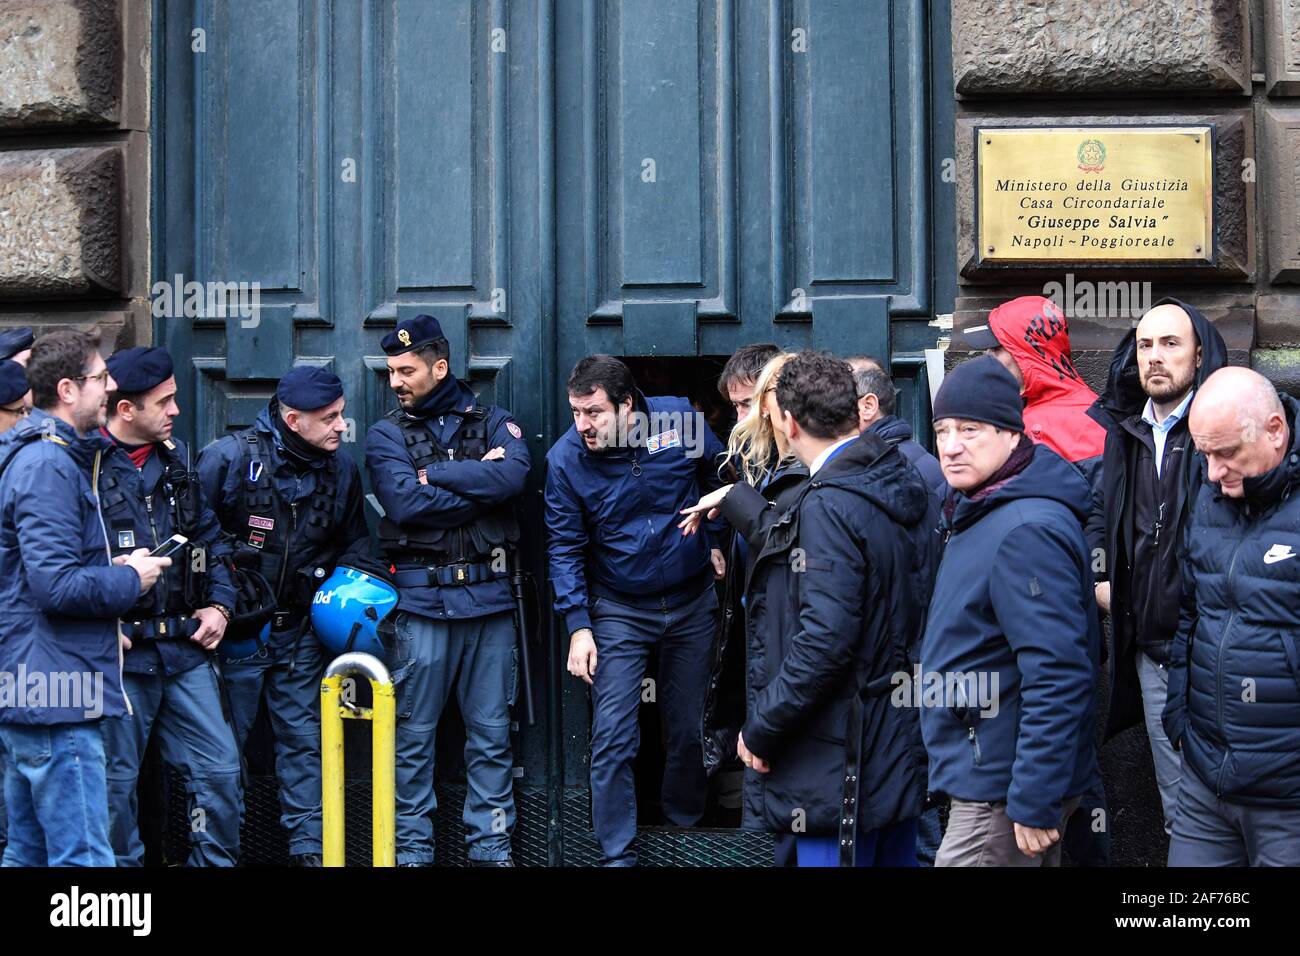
[{"xmin": 1141, "ymin": 362, "xmax": 1196, "ymax": 403}]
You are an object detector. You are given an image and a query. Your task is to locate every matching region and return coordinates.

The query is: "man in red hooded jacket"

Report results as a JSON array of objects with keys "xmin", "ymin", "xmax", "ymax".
[
  {"xmin": 958, "ymin": 294, "xmax": 1109, "ymax": 865},
  {"xmin": 960, "ymin": 295, "xmax": 1107, "ymax": 483}
]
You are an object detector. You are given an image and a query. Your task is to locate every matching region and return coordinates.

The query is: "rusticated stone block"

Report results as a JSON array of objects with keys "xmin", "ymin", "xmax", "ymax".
[
  {"xmin": 1261, "ymin": 106, "xmax": 1300, "ymax": 284},
  {"xmin": 0, "ymin": 0, "xmax": 121, "ymax": 129},
  {"xmin": 0, "ymin": 147, "xmax": 123, "ymax": 298},
  {"xmin": 1265, "ymin": 0, "xmax": 1300, "ymax": 96},
  {"xmin": 953, "ymin": 0, "xmax": 1250, "ymax": 96},
  {"xmin": 956, "ymin": 109, "xmax": 1254, "ymax": 283},
  {"xmin": 1256, "ymin": 294, "xmax": 1300, "ymax": 347},
  {"xmin": 1252, "ymin": 347, "xmax": 1300, "ymax": 396}
]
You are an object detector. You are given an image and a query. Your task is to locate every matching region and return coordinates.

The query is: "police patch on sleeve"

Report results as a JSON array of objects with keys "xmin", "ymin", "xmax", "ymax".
[
  {"xmin": 506, "ymin": 421, "xmax": 522, "ymax": 440},
  {"xmin": 646, "ymin": 429, "xmax": 681, "ymax": 455}
]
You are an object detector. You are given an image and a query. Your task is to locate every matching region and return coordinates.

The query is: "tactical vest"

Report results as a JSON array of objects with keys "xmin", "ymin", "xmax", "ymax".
[
  {"xmin": 376, "ymin": 406, "xmax": 520, "ymax": 564},
  {"xmin": 228, "ymin": 428, "xmax": 344, "ymax": 607},
  {"xmin": 97, "ymin": 439, "xmax": 207, "ymax": 616}
]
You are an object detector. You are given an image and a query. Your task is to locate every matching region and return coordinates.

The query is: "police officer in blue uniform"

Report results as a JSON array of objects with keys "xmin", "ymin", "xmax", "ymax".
[
  {"xmin": 0, "ymin": 327, "xmax": 34, "ymax": 365},
  {"xmin": 365, "ymin": 314, "xmax": 530, "ymax": 867},
  {"xmin": 95, "ymin": 346, "xmax": 245, "ymax": 867},
  {"xmin": 0, "ymin": 358, "xmax": 28, "ymax": 855},
  {"xmin": 198, "ymin": 366, "xmax": 369, "ymax": 866},
  {"xmin": 545, "ymin": 354, "xmax": 727, "ymax": 866}
]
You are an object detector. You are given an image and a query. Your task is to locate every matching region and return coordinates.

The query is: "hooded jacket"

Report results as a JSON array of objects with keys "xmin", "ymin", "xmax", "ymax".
[
  {"xmin": 1084, "ymin": 298, "xmax": 1228, "ymax": 738},
  {"xmin": 920, "ymin": 444, "xmax": 1100, "ymax": 829},
  {"xmin": 721, "ymin": 433, "xmax": 928, "ymax": 844},
  {"xmin": 869, "ymin": 414, "xmax": 947, "ymax": 501},
  {"xmin": 1162, "ymin": 393, "xmax": 1300, "ymax": 808},
  {"xmin": 987, "ymin": 295, "xmax": 1107, "ymax": 472},
  {"xmin": 0, "ymin": 410, "xmax": 141, "ymax": 725}
]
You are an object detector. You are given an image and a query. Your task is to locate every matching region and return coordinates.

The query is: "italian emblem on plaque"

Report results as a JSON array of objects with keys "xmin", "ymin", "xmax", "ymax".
[{"xmin": 1077, "ymin": 139, "xmax": 1106, "ymax": 173}]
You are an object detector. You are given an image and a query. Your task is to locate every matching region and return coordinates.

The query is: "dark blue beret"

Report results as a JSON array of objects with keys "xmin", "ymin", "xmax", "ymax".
[
  {"xmin": 276, "ymin": 365, "xmax": 344, "ymax": 411},
  {"xmin": 106, "ymin": 346, "xmax": 175, "ymax": 395},
  {"xmin": 381, "ymin": 314, "xmax": 446, "ymax": 356},
  {"xmin": 0, "ymin": 327, "xmax": 34, "ymax": 361},
  {"xmin": 0, "ymin": 360, "xmax": 28, "ymax": 406}
]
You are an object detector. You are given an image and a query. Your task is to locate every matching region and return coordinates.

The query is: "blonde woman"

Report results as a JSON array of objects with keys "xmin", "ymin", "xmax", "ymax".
[{"xmin": 679, "ymin": 352, "xmax": 801, "ymax": 536}]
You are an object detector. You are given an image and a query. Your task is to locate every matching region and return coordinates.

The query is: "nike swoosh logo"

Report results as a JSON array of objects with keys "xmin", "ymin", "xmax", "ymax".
[{"xmin": 1264, "ymin": 550, "xmax": 1296, "ymax": 565}]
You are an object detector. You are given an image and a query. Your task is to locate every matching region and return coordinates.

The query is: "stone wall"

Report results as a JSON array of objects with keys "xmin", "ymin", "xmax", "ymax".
[
  {"xmin": 949, "ymin": 0, "xmax": 1300, "ymax": 394},
  {"xmin": 947, "ymin": 0, "xmax": 1300, "ymax": 867},
  {"xmin": 0, "ymin": 0, "xmax": 151, "ymax": 352}
]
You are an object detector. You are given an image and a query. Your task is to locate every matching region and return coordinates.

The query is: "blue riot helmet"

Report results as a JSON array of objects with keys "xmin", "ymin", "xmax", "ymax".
[{"xmin": 311, "ymin": 564, "xmax": 399, "ymax": 658}]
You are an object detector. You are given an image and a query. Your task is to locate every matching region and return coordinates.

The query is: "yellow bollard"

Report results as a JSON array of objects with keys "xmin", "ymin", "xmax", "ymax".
[{"xmin": 320, "ymin": 652, "xmax": 396, "ymax": 867}]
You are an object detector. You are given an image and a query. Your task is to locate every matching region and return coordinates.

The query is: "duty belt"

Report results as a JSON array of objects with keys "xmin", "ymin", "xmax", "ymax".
[
  {"xmin": 393, "ymin": 560, "xmax": 505, "ymax": 588},
  {"xmin": 122, "ymin": 615, "xmax": 200, "ymax": 641}
]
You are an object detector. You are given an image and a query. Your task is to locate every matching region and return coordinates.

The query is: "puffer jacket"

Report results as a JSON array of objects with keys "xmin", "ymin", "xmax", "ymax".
[{"xmin": 1163, "ymin": 393, "xmax": 1300, "ymax": 807}]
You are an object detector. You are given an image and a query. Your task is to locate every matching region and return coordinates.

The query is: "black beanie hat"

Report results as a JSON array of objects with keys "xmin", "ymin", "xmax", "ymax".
[{"xmin": 932, "ymin": 354, "xmax": 1024, "ymax": 432}]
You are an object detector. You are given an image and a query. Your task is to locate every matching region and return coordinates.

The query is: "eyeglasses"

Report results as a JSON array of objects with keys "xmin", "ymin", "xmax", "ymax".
[
  {"xmin": 0, "ymin": 404, "xmax": 27, "ymax": 418},
  {"xmin": 72, "ymin": 370, "xmax": 111, "ymax": 387}
]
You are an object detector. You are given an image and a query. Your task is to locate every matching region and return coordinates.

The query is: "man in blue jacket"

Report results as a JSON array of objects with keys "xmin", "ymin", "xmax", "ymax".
[
  {"xmin": 200, "ymin": 365, "xmax": 369, "ymax": 866},
  {"xmin": 922, "ymin": 356, "xmax": 1099, "ymax": 867},
  {"xmin": 96, "ymin": 346, "xmax": 244, "ymax": 867},
  {"xmin": 0, "ymin": 358, "xmax": 26, "ymax": 854},
  {"xmin": 849, "ymin": 355, "xmax": 946, "ymax": 500},
  {"xmin": 0, "ymin": 329, "xmax": 170, "ymax": 866},
  {"xmin": 1163, "ymin": 367, "xmax": 1300, "ymax": 866},
  {"xmin": 366, "ymin": 314, "xmax": 529, "ymax": 867},
  {"xmin": 546, "ymin": 354, "xmax": 726, "ymax": 866}
]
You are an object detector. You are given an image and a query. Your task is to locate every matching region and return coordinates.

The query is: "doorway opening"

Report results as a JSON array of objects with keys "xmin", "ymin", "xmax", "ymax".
[{"xmin": 614, "ymin": 354, "xmax": 745, "ymax": 830}]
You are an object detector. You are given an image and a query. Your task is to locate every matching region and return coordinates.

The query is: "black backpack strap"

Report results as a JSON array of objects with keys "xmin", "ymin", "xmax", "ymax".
[
  {"xmin": 238, "ymin": 431, "xmax": 277, "ymax": 515},
  {"xmin": 458, "ymin": 408, "xmax": 490, "ymax": 462},
  {"xmin": 301, "ymin": 458, "xmax": 340, "ymax": 546},
  {"xmin": 386, "ymin": 408, "xmax": 445, "ymax": 471}
]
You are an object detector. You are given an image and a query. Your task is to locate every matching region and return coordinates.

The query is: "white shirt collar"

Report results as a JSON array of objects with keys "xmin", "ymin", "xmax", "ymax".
[
  {"xmin": 809, "ymin": 436, "xmax": 858, "ymax": 476},
  {"xmin": 1141, "ymin": 389, "xmax": 1194, "ymax": 433}
]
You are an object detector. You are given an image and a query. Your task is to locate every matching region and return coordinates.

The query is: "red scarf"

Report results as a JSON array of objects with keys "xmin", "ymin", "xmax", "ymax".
[{"xmin": 101, "ymin": 427, "xmax": 154, "ymax": 468}]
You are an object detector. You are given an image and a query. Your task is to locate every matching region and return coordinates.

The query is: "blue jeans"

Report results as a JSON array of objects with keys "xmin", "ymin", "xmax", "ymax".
[
  {"xmin": 1137, "ymin": 652, "xmax": 1181, "ymax": 834},
  {"xmin": 915, "ymin": 803, "xmax": 943, "ymax": 866},
  {"xmin": 223, "ymin": 626, "xmax": 324, "ymax": 856},
  {"xmin": 796, "ymin": 818, "xmax": 919, "ymax": 867},
  {"xmin": 102, "ymin": 664, "xmax": 243, "ymax": 866},
  {"xmin": 588, "ymin": 587, "xmax": 717, "ymax": 866},
  {"xmin": 388, "ymin": 609, "xmax": 517, "ymax": 865},
  {"xmin": 0, "ymin": 722, "xmax": 114, "ymax": 867}
]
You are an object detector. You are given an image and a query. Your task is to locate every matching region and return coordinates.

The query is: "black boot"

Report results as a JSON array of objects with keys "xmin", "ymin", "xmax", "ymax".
[{"xmin": 290, "ymin": 853, "xmax": 323, "ymax": 867}]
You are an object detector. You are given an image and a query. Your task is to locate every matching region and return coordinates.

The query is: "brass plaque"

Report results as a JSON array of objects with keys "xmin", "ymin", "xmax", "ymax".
[{"xmin": 977, "ymin": 126, "xmax": 1213, "ymax": 263}]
